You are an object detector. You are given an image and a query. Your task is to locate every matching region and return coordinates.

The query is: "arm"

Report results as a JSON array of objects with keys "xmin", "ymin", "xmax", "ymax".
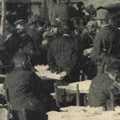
[
  {"xmin": 47, "ymin": 45, "xmax": 58, "ymax": 72},
  {"xmin": 66, "ymin": 42, "xmax": 79, "ymax": 75},
  {"xmin": 90, "ymin": 33, "xmax": 102, "ymax": 62}
]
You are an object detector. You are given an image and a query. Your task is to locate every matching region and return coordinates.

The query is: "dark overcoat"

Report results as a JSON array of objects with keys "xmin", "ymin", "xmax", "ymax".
[{"xmin": 88, "ymin": 73, "xmax": 114, "ymax": 107}]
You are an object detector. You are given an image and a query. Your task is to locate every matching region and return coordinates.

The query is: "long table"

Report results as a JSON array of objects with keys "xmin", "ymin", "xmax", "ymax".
[
  {"xmin": 57, "ymin": 80, "xmax": 91, "ymax": 94},
  {"xmin": 47, "ymin": 106, "xmax": 120, "ymax": 120}
]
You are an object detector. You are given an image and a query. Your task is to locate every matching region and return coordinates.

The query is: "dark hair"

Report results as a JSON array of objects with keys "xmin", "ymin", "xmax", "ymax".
[
  {"xmin": 77, "ymin": 2, "xmax": 84, "ymax": 7},
  {"xmin": 13, "ymin": 52, "xmax": 30, "ymax": 68}
]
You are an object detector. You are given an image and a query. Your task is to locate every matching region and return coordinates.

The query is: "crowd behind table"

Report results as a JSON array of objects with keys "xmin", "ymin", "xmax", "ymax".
[{"xmin": 0, "ymin": 1, "xmax": 120, "ymax": 120}]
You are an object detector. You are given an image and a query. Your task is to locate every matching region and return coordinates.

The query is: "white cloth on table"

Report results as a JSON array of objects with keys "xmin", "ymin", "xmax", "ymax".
[
  {"xmin": 34, "ymin": 65, "xmax": 66, "ymax": 80},
  {"xmin": 68, "ymin": 80, "xmax": 91, "ymax": 93},
  {"xmin": 47, "ymin": 106, "xmax": 120, "ymax": 120}
]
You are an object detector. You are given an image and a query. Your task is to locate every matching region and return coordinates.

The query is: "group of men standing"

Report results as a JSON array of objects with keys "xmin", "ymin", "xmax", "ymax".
[{"xmin": 2, "ymin": 1, "xmax": 120, "ymax": 120}]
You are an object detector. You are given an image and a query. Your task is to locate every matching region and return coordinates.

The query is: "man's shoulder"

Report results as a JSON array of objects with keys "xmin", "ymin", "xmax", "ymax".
[
  {"xmin": 7, "ymin": 68, "xmax": 32, "ymax": 79},
  {"xmin": 93, "ymin": 73, "xmax": 113, "ymax": 83},
  {"xmin": 99, "ymin": 25, "xmax": 118, "ymax": 34}
]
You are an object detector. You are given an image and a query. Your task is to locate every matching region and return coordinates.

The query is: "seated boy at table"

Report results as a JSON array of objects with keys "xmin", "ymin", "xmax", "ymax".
[
  {"xmin": 4, "ymin": 52, "xmax": 58, "ymax": 120},
  {"xmin": 88, "ymin": 58, "xmax": 120, "ymax": 110}
]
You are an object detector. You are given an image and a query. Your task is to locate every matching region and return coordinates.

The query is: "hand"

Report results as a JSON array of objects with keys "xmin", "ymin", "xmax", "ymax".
[{"xmin": 83, "ymin": 47, "xmax": 93, "ymax": 56}]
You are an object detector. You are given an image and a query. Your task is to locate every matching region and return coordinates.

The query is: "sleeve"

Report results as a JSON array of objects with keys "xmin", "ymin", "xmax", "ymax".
[
  {"xmin": 47, "ymin": 44, "xmax": 58, "ymax": 72},
  {"xmin": 81, "ymin": 33, "xmax": 90, "ymax": 50},
  {"xmin": 29, "ymin": 72, "xmax": 43, "ymax": 96},
  {"xmin": 66, "ymin": 41, "xmax": 79, "ymax": 75},
  {"xmin": 90, "ymin": 33, "xmax": 102, "ymax": 62},
  {"xmin": 30, "ymin": 72, "xmax": 52, "ymax": 96}
]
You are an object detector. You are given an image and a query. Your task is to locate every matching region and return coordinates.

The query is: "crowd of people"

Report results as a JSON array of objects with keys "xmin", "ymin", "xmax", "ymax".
[{"xmin": 1, "ymin": 1, "xmax": 120, "ymax": 120}]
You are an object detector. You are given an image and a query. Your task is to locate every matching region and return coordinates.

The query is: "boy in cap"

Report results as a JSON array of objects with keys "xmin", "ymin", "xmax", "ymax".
[{"xmin": 4, "ymin": 52, "xmax": 58, "ymax": 120}]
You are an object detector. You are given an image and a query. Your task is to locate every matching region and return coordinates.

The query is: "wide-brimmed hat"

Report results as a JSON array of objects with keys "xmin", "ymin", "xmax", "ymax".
[{"xmin": 14, "ymin": 19, "xmax": 26, "ymax": 26}]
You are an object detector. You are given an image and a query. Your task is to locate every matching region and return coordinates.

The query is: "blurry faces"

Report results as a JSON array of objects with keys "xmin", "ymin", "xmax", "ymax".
[
  {"xmin": 36, "ymin": 25, "xmax": 43, "ymax": 31},
  {"xmin": 36, "ymin": 22, "xmax": 44, "ymax": 31},
  {"xmin": 30, "ymin": 24, "xmax": 36, "ymax": 30},
  {"xmin": 78, "ymin": 4, "xmax": 85, "ymax": 10},
  {"xmin": 88, "ymin": 25, "xmax": 97, "ymax": 34},
  {"xmin": 16, "ymin": 24, "xmax": 24, "ymax": 30},
  {"xmin": 97, "ymin": 20, "xmax": 102, "ymax": 29},
  {"xmin": 81, "ymin": 5, "xmax": 85, "ymax": 10},
  {"xmin": 50, "ymin": 27, "xmax": 58, "ymax": 34},
  {"xmin": 15, "ymin": 24, "xmax": 24, "ymax": 33}
]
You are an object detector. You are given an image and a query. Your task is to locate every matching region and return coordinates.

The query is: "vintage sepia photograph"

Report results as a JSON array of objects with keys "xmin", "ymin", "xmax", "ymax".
[{"xmin": 0, "ymin": 0, "xmax": 120, "ymax": 120}]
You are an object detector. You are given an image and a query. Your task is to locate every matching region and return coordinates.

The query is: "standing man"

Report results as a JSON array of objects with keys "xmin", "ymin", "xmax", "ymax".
[
  {"xmin": 81, "ymin": 20, "xmax": 97, "ymax": 79},
  {"xmin": 76, "ymin": 2, "xmax": 85, "ymax": 18},
  {"xmin": 91, "ymin": 8, "xmax": 120, "ymax": 73},
  {"xmin": 47, "ymin": 22, "xmax": 80, "ymax": 107},
  {"xmin": 48, "ymin": 21, "xmax": 80, "ymax": 83}
]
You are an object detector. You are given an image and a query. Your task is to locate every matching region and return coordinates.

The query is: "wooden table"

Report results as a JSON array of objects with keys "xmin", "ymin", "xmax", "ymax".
[
  {"xmin": 47, "ymin": 106, "xmax": 120, "ymax": 120},
  {"xmin": 53, "ymin": 81, "xmax": 91, "ymax": 106}
]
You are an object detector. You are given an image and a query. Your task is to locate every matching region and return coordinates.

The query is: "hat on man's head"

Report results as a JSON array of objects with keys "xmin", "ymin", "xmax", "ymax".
[
  {"xmin": 14, "ymin": 19, "xmax": 26, "ymax": 26},
  {"xmin": 96, "ymin": 9, "xmax": 110, "ymax": 20}
]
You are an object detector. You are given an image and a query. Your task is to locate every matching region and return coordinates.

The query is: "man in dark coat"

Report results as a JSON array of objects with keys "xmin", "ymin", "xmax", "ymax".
[
  {"xmin": 91, "ymin": 9, "xmax": 120, "ymax": 73},
  {"xmin": 4, "ymin": 52, "xmax": 57, "ymax": 120},
  {"xmin": 48, "ymin": 22, "xmax": 80, "ymax": 83},
  {"xmin": 88, "ymin": 58, "xmax": 120, "ymax": 109},
  {"xmin": 81, "ymin": 20, "xmax": 97, "ymax": 79},
  {"xmin": 47, "ymin": 22, "xmax": 80, "ymax": 107},
  {"xmin": 76, "ymin": 2, "xmax": 85, "ymax": 18},
  {"xmin": 4, "ymin": 27, "xmax": 21, "ymax": 62},
  {"xmin": 81, "ymin": 20, "xmax": 97, "ymax": 50}
]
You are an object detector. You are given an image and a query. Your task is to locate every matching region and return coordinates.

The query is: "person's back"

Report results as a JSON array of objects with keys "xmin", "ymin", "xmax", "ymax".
[
  {"xmin": 4, "ymin": 52, "xmax": 56, "ymax": 120},
  {"xmin": 48, "ymin": 34, "xmax": 79, "ymax": 75},
  {"xmin": 4, "ymin": 67, "xmax": 42, "ymax": 111},
  {"xmin": 88, "ymin": 73, "xmax": 114, "ymax": 107},
  {"xmin": 88, "ymin": 58, "xmax": 120, "ymax": 108}
]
